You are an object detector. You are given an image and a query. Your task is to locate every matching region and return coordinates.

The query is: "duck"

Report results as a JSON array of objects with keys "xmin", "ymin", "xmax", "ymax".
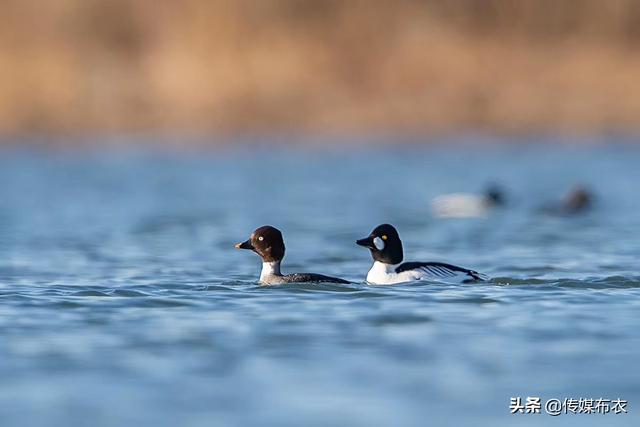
[
  {"xmin": 542, "ymin": 185, "xmax": 594, "ymax": 216},
  {"xmin": 235, "ymin": 225, "xmax": 350, "ymax": 285},
  {"xmin": 431, "ymin": 185, "xmax": 506, "ymax": 218},
  {"xmin": 356, "ymin": 224, "xmax": 487, "ymax": 285}
]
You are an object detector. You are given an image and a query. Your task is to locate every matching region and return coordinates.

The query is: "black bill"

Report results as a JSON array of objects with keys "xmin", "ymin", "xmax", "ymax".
[{"xmin": 235, "ymin": 240, "xmax": 253, "ymax": 250}]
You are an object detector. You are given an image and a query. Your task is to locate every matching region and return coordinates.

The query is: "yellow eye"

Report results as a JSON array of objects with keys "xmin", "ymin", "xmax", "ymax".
[{"xmin": 381, "ymin": 235, "xmax": 387, "ymax": 240}]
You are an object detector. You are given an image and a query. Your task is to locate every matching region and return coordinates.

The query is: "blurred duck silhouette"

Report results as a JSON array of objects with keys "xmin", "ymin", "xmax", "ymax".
[
  {"xmin": 431, "ymin": 185, "xmax": 506, "ymax": 218},
  {"xmin": 542, "ymin": 185, "xmax": 594, "ymax": 216}
]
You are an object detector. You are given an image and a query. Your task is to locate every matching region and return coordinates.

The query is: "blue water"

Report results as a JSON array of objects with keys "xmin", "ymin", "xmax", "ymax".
[{"xmin": 1, "ymin": 141, "xmax": 639, "ymax": 426}]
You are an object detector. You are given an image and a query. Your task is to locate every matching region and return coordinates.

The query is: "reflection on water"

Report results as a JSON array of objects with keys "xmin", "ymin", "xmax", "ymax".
[{"xmin": 1, "ymin": 143, "xmax": 639, "ymax": 426}]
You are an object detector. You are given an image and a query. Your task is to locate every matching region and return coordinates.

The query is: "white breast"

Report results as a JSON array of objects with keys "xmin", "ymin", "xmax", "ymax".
[
  {"xmin": 365, "ymin": 261, "xmax": 421, "ymax": 285},
  {"xmin": 259, "ymin": 261, "xmax": 282, "ymax": 283}
]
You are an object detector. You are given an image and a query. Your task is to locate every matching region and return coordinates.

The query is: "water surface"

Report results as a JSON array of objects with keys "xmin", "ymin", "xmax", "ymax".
[{"xmin": 1, "ymin": 142, "xmax": 639, "ymax": 426}]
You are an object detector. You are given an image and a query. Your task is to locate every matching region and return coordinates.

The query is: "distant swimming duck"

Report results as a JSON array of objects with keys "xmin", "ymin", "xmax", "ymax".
[
  {"xmin": 431, "ymin": 185, "xmax": 506, "ymax": 218},
  {"xmin": 236, "ymin": 225, "xmax": 349, "ymax": 285},
  {"xmin": 356, "ymin": 224, "xmax": 487, "ymax": 285},
  {"xmin": 542, "ymin": 185, "xmax": 594, "ymax": 216}
]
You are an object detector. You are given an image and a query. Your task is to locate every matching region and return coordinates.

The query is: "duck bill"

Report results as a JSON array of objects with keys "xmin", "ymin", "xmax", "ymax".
[
  {"xmin": 235, "ymin": 240, "xmax": 253, "ymax": 250},
  {"xmin": 356, "ymin": 236, "xmax": 375, "ymax": 250}
]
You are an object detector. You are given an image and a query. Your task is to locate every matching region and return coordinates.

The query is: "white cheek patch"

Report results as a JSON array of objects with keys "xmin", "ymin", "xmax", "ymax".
[{"xmin": 373, "ymin": 237, "xmax": 385, "ymax": 250}]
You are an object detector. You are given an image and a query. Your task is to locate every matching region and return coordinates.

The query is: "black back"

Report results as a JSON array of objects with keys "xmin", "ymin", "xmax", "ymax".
[{"xmin": 283, "ymin": 273, "xmax": 350, "ymax": 284}]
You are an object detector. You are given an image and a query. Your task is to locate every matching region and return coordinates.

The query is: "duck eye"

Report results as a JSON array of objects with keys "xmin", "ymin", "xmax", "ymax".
[
  {"xmin": 381, "ymin": 235, "xmax": 387, "ymax": 240},
  {"xmin": 258, "ymin": 236, "xmax": 264, "ymax": 241}
]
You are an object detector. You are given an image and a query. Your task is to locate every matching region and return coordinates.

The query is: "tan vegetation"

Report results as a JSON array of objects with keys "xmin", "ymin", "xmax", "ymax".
[{"xmin": 2, "ymin": 0, "xmax": 640, "ymax": 135}]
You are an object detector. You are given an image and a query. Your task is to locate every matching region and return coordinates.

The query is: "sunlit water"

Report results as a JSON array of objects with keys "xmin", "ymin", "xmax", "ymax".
[{"xmin": 1, "ymin": 141, "xmax": 639, "ymax": 426}]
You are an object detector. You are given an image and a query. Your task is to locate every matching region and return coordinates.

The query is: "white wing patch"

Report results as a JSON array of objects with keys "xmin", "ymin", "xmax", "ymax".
[
  {"xmin": 399, "ymin": 264, "xmax": 486, "ymax": 284},
  {"xmin": 417, "ymin": 265, "xmax": 460, "ymax": 278}
]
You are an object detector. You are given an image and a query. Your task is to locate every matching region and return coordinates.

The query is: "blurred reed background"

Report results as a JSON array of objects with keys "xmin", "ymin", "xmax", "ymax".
[{"xmin": 2, "ymin": 0, "xmax": 640, "ymax": 137}]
